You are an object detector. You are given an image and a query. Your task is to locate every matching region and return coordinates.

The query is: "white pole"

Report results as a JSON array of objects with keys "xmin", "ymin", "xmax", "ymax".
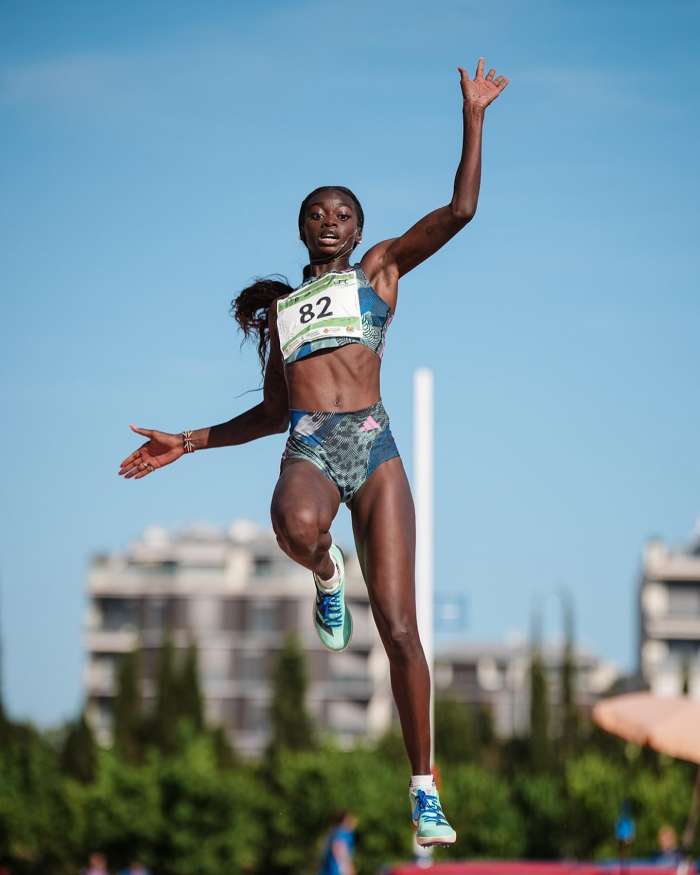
[{"xmin": 413, "ymin": 367, "xmax": 434, "ymax": 768}]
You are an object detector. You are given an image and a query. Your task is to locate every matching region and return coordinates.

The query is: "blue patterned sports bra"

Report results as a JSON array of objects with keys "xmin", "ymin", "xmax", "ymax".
[{"xmin": 276, "ymin": 264, "xmax": 392, "ymax": 365}]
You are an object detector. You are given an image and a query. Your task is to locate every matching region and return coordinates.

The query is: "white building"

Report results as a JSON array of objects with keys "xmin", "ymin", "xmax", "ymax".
[
  {"xmin": 639, "ymin": 526, "xmax": 700, "ymax": 697},
  {"xmin": 84, "ymin": 520, "xmax": 392, "ymax": 756},
  {"xmin": 435, "ymin": 641, "xmax": 618, "ymax": 738}
]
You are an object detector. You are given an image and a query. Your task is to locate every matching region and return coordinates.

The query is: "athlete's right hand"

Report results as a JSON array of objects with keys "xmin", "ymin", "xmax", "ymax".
[{"xmin": 118, "ymin": 424, "xmax": 185, "ymax": 479}]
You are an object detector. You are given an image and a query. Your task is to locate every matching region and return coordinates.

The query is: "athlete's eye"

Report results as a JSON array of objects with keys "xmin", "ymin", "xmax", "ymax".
[
  {"xmin": 338, "ymin": 214, "xmax": 350, "ymax": 221},
  {"xmin": 309, "ymin": 211, "xmax": 323, "ymax": 220}
]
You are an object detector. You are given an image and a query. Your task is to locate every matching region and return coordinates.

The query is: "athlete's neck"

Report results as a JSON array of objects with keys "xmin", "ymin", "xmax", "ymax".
[{"xmin": 303, "ymin": 255, "xmax": 352, "ymax": 282}]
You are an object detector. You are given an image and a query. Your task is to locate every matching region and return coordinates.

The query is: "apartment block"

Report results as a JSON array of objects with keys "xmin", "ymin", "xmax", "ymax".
[
  {"xmin": 435, "ymin": 641, "xmax": 618, "ymax": 737},
  {"xmin": 84, "ymin": 520, "xmax": 391, "ymax": 756},
  {"xmin": 639, "ymin": 528, "xmax": 700, "ymax": 696}
]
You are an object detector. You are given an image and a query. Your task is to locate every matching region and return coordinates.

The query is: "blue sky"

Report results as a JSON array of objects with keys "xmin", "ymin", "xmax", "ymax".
[{"xmin": 2, "ymin": 0, "xmax": 699, "ymax": 725}]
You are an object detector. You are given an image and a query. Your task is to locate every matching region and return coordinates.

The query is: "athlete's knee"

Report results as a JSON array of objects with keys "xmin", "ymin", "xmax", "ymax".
[
  {"xmin": 272, "ymin": 504, "xmax": 323, "ymax": 557},
  {"xmin": 384, "ymin": 619, "xmax": 423, "ymax": 662}
]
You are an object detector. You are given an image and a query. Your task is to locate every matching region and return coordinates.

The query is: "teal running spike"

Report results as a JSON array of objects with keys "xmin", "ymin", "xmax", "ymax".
[
  {"xmin": 313, "ymin": 544, "xmax": 352, "ymax": 652},
  {"xmin": 410, "ymin": 785, "xmax": 457, "ymax": 846}
]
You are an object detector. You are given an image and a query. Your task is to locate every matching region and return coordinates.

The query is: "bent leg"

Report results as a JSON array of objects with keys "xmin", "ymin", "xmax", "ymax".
[
  {"xmin": 350, "ymin": 456, "xmax": 430, "ymax": 774},
  {"xmin": 271, "ymin": 460, "xmax": 341, "ymax": 580}
]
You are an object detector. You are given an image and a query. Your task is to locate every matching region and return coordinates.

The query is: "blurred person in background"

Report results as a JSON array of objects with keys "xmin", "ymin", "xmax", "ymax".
[
  {"xmin": 318, "ymin": 811, "xmax": 357, "ymax": 875},
  {"xmin": 82, "ymin": 853, "xmax": 109, "ymax": 875},
  {"xmin": 119, "ymin": 57, "xmax": 508, "ymax": 845},
  {"xmin": 654, "ymin": 825, "xmax": 683, "ymax": 866}
]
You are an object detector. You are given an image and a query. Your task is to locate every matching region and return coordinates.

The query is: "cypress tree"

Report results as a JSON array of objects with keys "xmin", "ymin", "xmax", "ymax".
[
  {"xmin": 435, "ymin": 696, "xmax": 478, "ymax": 765},
  {"xmin": 177, "ymin": 640, "xmax": 204, "ymax": 732},
  {"xmin": 113, "ymin": 649, "xmax": 143, "ymax": 761},
  {"xmin": 209, "ymin": 724, "xmax": 238, "ymax": 768},
  {"xmin": 529, "ymin": 609, "xmax": 551, "ymax": 772},
  {"xmin": 154, "ymin": 631, "xmax": 180, "ymax": 753},
  {"xmin": 559, "ymin": 590, "xmax": 579, "ymax": 760},
  {"xmin": 268, "ymin": 633, "xmax": 316, "ymax": 753},
  {"xmin": 60, "ymin": 710, "xmax": 97, "ymax": 783}
]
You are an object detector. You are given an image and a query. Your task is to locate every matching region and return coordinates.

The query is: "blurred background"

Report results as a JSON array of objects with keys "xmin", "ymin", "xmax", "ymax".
[{"xmin": 1, "ymin": 0, "xmax": 699, "ymax": 873}]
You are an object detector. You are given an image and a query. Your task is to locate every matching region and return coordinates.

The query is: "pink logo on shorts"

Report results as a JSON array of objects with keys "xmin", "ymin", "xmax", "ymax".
[{"xmin": 360, "ymin": 415, "xmax": 381, "ymax": 432}]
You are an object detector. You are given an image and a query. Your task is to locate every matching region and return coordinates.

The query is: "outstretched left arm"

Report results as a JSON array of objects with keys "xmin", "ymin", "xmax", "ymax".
[{"xmin": 362, "ymin": 58, "xmax": 508, "ymax": 302}]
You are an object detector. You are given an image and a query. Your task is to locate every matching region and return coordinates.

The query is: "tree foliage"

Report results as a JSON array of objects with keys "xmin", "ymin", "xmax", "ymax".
[
  {"xmin": 2, "ymin": 637, "xmax": 700, "ymax": 874},
  {"xmin": 268, "ymin": 633, "xmax": 316, "ymax": 754}
]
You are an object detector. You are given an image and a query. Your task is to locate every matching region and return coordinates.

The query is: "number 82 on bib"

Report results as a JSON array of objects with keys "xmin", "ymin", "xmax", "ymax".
[{"xmin": 276, "ymin": 273, "xmax": 362, "ymax": 360}]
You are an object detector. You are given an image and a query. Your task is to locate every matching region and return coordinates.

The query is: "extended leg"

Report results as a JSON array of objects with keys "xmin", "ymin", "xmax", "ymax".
[{"xmin": 350, "ymin": 457, "xmax": 430, "ymax": 774}]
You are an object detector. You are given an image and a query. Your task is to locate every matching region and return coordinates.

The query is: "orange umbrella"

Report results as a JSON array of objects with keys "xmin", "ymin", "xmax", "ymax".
[{"xmin": 593, "ymin": 693, "xmax": 700, "ymax": 852}]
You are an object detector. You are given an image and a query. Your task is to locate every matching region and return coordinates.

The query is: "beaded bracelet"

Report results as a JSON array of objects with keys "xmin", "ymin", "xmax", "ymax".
[{"xmin": 182, "ymin": 430, "xmax": 196, "ymax": 453}]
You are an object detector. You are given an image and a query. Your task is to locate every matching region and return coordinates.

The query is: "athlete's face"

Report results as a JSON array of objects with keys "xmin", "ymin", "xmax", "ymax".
[{"xmin": 300, "ymin": 189, "xmax": 362, "ymax": 260}]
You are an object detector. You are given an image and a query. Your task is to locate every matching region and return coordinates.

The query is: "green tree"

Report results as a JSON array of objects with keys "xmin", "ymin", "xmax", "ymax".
[
  {"xmin": 0, "ymin": 721, "xmax": 85, "ymax": 873},
  {"xmin": 529, "ymin": 642, "xmax": 551, "ymax": 772},
  {"xmin": 435, "ymin": 697, "xmax": 494, "ymax": 766},
  {"xmin": 257, "ymin": 745, "xmax": 410, "ymax": 875},
  {"xmin": 59, "ymin": 710, "xmax": 97, "ymax": 784},
  {"xmin": 83, "ymin": 747, "xmax": 162, "ymax": 872},
  {"xmin": 113, "ymin": 649, "xmax": 142, "ymax": 762},
  {"xmin": 512, "ymin": 772, "xmax": 565, "ymax": 858},
  {"xmin": 268, "ymin": 633, "xmax": 316, "ymax": 753},
  {"xmin": 155, "ymin": 733, "xmax": 263, "ymax": 875},
  {"xmin": 559, "ymin": 589, "xmax": 579, "ymax": 761},
  {"xmin": 208, "ymin": 724, "xmax": 238, "ymax": 768},
  {"xmin": 153, "ymin": 632, "xmax": 180, "ymax": 754},
  {"xmin": 440, "ymin": 763, "xmax": 526, "ymax": 860},
  {"xmin": 564, "ymin": 752, "xmax": 626, "ymax": 858},
  {"xmin": 176, "ymin": 641, "xmax": 204, "ymax": 732}
]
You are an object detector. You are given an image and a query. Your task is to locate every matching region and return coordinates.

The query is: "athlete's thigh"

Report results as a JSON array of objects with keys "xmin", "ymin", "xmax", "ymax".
[
  {"xmin": 271, "ymin": 459, "xmax": 341, "ymax": 529},
  {"xmin": 350, "ymin": 456, "xmax": 416, "ymax": 623}
]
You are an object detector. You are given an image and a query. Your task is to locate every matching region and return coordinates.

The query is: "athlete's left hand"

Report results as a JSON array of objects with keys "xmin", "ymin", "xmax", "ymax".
[{"xmin": 458, "ymin": 57, "xmax": 509, "ymax": 109}]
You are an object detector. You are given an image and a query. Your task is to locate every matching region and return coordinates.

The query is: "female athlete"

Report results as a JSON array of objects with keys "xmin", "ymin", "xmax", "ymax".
[{"xmin": 119, "ymin": 58, "xmax": 508, "ymax": 845}]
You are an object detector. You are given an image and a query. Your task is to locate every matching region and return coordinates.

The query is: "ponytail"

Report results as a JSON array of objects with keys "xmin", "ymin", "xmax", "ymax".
[{"xmin": 231, "ymin": 276, "xmax": 292, "ymax": 374}]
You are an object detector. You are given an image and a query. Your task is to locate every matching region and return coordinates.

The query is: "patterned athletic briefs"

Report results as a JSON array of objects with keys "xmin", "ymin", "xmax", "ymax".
[{"xmin": 281, "ymin": 399, "xmax": 400, "ymax": 504}]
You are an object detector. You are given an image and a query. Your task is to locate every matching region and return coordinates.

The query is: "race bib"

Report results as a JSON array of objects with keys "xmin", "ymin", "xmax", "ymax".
[{"xmin": 277, "ymin": 271, "xmax": 362, "ymax": 360}]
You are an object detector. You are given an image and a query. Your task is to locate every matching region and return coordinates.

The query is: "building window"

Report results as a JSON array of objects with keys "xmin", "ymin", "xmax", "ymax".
[
  {"xmin": 249, "ymin": 602, "xmax": 279, "ymax": 632},
  {"xmin": 202, "ymin": 649, "xmax": 231, "ymax": 683},
  {"xmin": 128, "ymin": 559, "xmax": 177, "ymax": 574},
  {"xmin": 98, "ymin": 598, "xmax": 138, "ymax": 632},
  {"xmin": 253, "ymin": 556, "xmax": 274, "ymax": 577},
  {"xmin": 238, "ymin": 652, "xmax": 267, "ymax": 682},
  {"xmin": 667, "ymin": 585, "xmax": 700, "ymax": 618},
  {"xmin": 668, "ymin": 640, "xmax": 700, "ymax": 660},
  {"xmin": 142, "ymin": 598, "xmax": 167, "ymax": 630},
  {"xmin": 243, "ymin": 700, "xmax": 269, "ymax": 732}
]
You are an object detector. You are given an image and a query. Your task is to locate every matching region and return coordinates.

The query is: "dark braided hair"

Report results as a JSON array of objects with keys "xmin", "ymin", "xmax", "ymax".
[
  {"xmin": 232, "ymin": 186, "xmax": 364, "ymax": 374},
  {"xmin": 230, "ymin": 275, "xmax": 292, "ymax": 374}
]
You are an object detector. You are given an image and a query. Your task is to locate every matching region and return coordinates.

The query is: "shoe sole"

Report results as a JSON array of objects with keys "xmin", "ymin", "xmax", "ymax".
[
  {"xmin": 411, "ymin": 821, "xmax": 457, "ymax": 846},
  {"xmin": 416, "ymin": 834, "xmax": 457, "ymax": 846}
]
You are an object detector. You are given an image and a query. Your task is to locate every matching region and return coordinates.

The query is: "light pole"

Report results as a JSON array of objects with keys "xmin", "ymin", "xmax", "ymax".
[
  {"xmin": 413, "ymin": 367, "xmax": 435, "ymax": 766},
  {"xmin": 413, "ymin": 368, "xmax": 435, "ymax": 867}
]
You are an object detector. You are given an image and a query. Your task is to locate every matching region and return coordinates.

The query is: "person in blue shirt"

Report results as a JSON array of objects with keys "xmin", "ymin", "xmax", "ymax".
[
  {"xmin": 654, "ymin": 825, "xmax": 684, "ymax": 867},
  {"xmin": 319, "ymin": 811, "xmax": 357, "ymax": 875}
]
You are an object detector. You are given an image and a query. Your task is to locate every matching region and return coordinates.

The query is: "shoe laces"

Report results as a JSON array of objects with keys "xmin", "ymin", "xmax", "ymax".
[
  {"xmin": 316, "ymin": 587, "xmax": 343, "ymax": 628},
  {"xmin": 413, "ymin": 788, "xmax": 449, "ymax": 826}
]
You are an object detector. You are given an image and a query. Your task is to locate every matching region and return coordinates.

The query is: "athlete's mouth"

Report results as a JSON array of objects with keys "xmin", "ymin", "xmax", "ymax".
[{"xmin": 320, "ymin": 233, "xmax": 339, "ymax": 240}]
